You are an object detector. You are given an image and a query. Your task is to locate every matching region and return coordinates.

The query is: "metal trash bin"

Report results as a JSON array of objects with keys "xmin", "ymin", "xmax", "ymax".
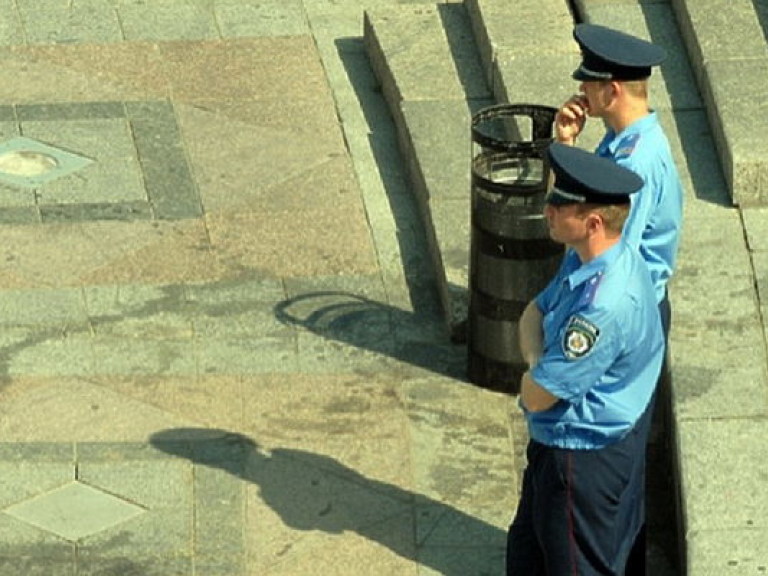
[{"xmin": 467, "ymin": 103, "xmax": 563, "ymax": 393}]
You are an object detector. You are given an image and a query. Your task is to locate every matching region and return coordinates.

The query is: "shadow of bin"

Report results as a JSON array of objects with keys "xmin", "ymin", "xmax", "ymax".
[{"xmin": 467, "ymin": 104, "xmax": 563, "ymax": 394}]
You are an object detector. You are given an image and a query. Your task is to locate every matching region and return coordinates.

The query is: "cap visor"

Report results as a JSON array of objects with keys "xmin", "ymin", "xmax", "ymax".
[
  {"xmin": 572, "ymin": 67, "xmax": 604, "ymax": 82},
  {"xmin": 545, "ymin": 191, "xmax": 578, "ymax": 206}
]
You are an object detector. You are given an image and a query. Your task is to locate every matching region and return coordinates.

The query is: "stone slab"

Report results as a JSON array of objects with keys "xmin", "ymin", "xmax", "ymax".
[
  {"xmin": 658, "ymin": 109, "xmax": 732, "ymax": 212},
  {"xmin": 670, "ymin": 0, "xmax": 768, "ymax": 80},
  {"xmin": 701, "ymin": 58, "xmax": 768, "ymax": 206},
  {"xmin": 117, "ymin": 0, "xmax": 220, "ymax": 42},
  {"xmin": 363, "ymin": 3, "xmax": 491, "ymax": 112},
  {"xmin": 686, "ymin": 528, "xmax": 768, "ymax": 575},
  {"xmin": 465, "ymin": 0, "xmax": 575, "ymax": 90},
  {"xmin": 399, "ymin": 99, "xmax": 484, "ymax": 329},
  {"xmin": 216, "ymin": 0, "xmax": 310, "ymax": 38},
  {"xmin": 676, "ymin": 418, "xmax": 768, "ymax": 533},
  {"xmin": 17, "ymin": 0, "xmax": 123, "ymax": 45}
]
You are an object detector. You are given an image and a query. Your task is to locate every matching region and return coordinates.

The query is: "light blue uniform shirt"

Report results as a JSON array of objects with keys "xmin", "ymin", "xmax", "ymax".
[
  {"xmin": 595, "ymin": 112, "xmax": 683, "ymax": 303},
  {"xmin": 527, "ymin": 241, "xmax": 664, "ymax": 450}
]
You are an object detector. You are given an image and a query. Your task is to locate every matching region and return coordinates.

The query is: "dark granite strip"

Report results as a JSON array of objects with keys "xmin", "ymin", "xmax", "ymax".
[
  {"xmin": 40, "ymin": 201, "xmax": 152, "ymax": 223},
  {"xmin": 130, "ymin": 103, "xmax": 201, "ymax": 220},
  {"xmin": 0, "ymin": 205, "xmax": 41, "ymax": 225}
]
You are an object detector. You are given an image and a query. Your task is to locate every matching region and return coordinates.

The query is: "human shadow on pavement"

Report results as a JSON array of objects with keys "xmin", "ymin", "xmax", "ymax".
[
  {"xmin": 274, "ymin": 290, "xmax": 467, "ymax": 380},
  {"xmin": 149, "ymin": 427, "xmax": 506, "ymax": 576}
]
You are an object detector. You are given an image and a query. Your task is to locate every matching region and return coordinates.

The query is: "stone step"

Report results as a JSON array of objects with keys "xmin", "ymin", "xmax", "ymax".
[
  {"xmin": 669, "ymin": 0, "xmax": 768, "ymax": 206},
  {"xmin": 366, "ymin": 1, "xmax": 768, "ymax": 574},
  {"xmin": 467, "ymin": 1, "xmax": 768, "ymax": 574},
  {"xmin": 363, "ymin": 3, "xmax": 494, "ymax": 334}
]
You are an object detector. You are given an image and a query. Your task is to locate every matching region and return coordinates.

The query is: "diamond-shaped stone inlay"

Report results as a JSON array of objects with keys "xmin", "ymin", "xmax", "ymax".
[
  {"xmin": 3, "ymin": 480, "xmax": 146, "ymax": 541},
  {"xmin": 0, "ymin": 136, "xmax": 94, "ymax": 189}
]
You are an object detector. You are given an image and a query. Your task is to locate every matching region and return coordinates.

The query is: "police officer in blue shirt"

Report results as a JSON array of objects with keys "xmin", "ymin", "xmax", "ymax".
[
  {"xmin": 555, "ymin": 25, "xmax": 683, "ymax": 573},
  {"xmin": 506, "ymin": 143, "xmax": 664, "ymax": 575},
  {"xmin": 555, "ymin": 24, "xmax": 683, "ymax": 337}
]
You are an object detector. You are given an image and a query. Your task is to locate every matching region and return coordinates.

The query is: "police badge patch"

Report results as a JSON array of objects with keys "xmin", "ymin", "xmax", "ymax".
[{"xmin": 563, "ymin": 315, "xmax": 600, "ymax": 359}]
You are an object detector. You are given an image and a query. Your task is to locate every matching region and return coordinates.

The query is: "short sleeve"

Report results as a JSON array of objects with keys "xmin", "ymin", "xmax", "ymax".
[{"xmin": 531, "ymin": 308, "xmax": 623, "ymax": 403}]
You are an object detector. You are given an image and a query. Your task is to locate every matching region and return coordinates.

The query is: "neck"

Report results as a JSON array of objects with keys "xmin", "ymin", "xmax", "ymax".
[
  {"xmin": 606, "ymin": 97, "xmax": 650, "ymax": 134},
  {"xmin": 573, "ymin": 235, "xmax": 621, "ymax": 263}
]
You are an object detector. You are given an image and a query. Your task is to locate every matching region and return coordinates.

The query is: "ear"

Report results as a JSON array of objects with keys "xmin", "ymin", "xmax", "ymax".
[{"xmin": 586, "ymin": 212, "xmax": 603, "ymax": 235}]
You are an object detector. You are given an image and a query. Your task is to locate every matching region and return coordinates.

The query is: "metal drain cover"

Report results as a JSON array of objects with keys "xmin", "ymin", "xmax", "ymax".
[
  {"xmin": 0, "ymin": 136, "xmax": 93, "ymax": 188},
  {"xmin": 0, "ymin": 150, "xmax": 59, "ymax": 176}
]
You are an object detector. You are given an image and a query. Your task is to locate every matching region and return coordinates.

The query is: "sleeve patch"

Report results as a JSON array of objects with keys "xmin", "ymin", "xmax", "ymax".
[
  {"xmin": 562, "ymin": 315, "xmax": 600, "ymax": 360},
  {"xmin": 615, "ymin": 133, "xmax": 640, "ymax": 159}
]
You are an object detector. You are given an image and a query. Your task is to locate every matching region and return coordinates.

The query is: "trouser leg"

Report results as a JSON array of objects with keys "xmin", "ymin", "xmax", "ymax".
[
  {"xmin": 507, "ymin": 442, "xmax": 546, "ymax": 575},
  {"xmin": 626, "ymin": 293, "xmax": 672, "ymax": 576},
  {"xmin": 508, "ymin": 422, "xmax": 648, "ymax": 576}
]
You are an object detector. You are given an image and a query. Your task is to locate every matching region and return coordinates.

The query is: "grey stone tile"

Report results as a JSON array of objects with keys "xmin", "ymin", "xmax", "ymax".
[
  {"xmin": 671, "ymin": 0, "xmax": 768, "ymax": 73},
  {"xmin": 16, "ymin": 102, "xmax": 124, "ymax": 122},
  {"xmin": 0, "ymin": 462, "xmax": 74, "ymax": 508},
  {"xmin": 671, "ymin": 360, "xmax": 768, "ymax": 420},
  {"xmin": 364, "ymin": 4, "xmax": 490, "ymax": 107},
  {"xmin": 194, "ymin": 466, "xmax": 244, "ymax": 568},
  {"xmin": 84, "ymin": 284, "xmax": 188, "ymax": 318},
  {"xmin": 295, "ymin": 321, "xmax": 403, "ymax": 374},
  {"xmin": 0, "ymin": 288, "xmax": 87, "ymax": 327},
  {"xmin": 677, "ymin": 418, "xmax": 768, "ymax": 531},
  {"xmin": 0, "ymin": 0, "xmax": 24, "ymax": 46},
  {"xmin": 702, "ymin": 59, "xmax": 768, "ymax": 206},
  {"xmin": 493, "ymin": 50, "xmax": 583, "ymax": 109},
  {"xmin": 192, "ymin": 305, "xmax": 295, "ymax": 340},
  {"xmin": 216, "ymin": 0, "xmax": 309, "ymax": 38},
  {"xmin": 0, "ymin": 556, "xmax": 75, "ymax": 576},
  {"xmin": 78, "ymin": 458, "xmax": 192, "ymax": 510},
  {"xmin": 83, "ymin": 283, "xmax": 195, "ymax": 339},
  {"xmin": 7, "ymin": 335, "xmax": 95, "ymax": 377},
  {"xmin": 403, "ymin": 377, "xmax": 516, "ymax": 521},
  {"xmin": 78, "ymin": 508, "xmax": 192, "ymax": 555},
  {"xmin": 0, "ymin": 514, "xmax": 76, "ymax": 557},
  {"xmin": 0, "ymin": 443, "xmax": 74, "ymax": 462},
  {"xmin": 0, "ymin": 107, "xmax": 15, "ymax": 123},
  {"xmin": 22, "ymin": 117, "xmax": 136, "ymax": 160},
  {"xmin": 185, "ymin": 276, "xmax": 286, "ymax": 306},
  {"xmin": 17, "ymin": 0, "xmax": 122, "ymax": 45},
  {"xmin": 659, "ymin": 109, "xmax": 731, "ymax": 210},
  {"xmin": 0, "ymin": 186, "xmax": 36, "ymax": 208},
  {"xmin": 76, "ymin": 441, "xmax": 184, "ymax": 462},
  {"xmin": 282, "ymin": 275, "xmax": 389, "ymax": 304},
  {"xmin": 417, "ymin": 545, "xmax": 506, "ymax": 576},
  {"xmin": 37, "ymin": 158, "xmax": 146, "ymax": 206},
  {"xmin": 91, "ymin": 338, "xmax": 196, "ymax": 376},
  {"xmin": 686, "ymin": 528, "xmax": 768, "ymax": 575},
  {"xmin": 197, "ymin": 337, "xmax": 299, "ymax": 374},
  {"xmin": 117, "ymin": 0, "xmax": 220, "ymax": 41}
]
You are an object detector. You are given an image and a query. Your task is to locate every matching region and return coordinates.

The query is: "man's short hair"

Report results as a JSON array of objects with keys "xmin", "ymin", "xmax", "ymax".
[{"xmin": 576, "ymin": 203, "xmax": 631, "ymax": 234}]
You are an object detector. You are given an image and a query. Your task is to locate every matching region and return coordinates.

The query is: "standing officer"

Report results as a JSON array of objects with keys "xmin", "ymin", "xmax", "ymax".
[
  {"xmin": 506, "ymin": 143, "xmax": 664, "ymax": 575},
  {"xmin": 555, "ymin": 23, "xmax": 682, "ymax": 337}
]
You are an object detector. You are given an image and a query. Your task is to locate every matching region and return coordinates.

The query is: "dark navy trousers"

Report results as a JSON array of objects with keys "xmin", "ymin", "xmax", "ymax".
[{"xmin": 506, "ymin": 402, "xmax": 654, "ymax": 576}]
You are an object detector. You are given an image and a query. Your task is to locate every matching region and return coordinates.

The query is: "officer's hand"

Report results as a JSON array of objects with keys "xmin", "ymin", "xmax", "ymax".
[{"xmin": 555, "ymin": 95, "xmax": 588, "ymax": 145}]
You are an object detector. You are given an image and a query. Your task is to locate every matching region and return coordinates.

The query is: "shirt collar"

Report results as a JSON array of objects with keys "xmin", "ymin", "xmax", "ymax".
[
  {"xmin": 602, "ymin": 111, "xmax": 658, "ymax": 155},
  {"xmin": 566, "ymin": 241, "xmax": 626, "ymax": 290}
]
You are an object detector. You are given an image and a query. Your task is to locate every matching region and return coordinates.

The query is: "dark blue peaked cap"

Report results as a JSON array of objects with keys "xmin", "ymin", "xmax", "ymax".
[
  {"xmin": 572, "ymin": 23, "xmax": 666, "ymax": 81},
  {"xmin": 546, "ymin": 142, "xmax": 643, "ymax": 206}
]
